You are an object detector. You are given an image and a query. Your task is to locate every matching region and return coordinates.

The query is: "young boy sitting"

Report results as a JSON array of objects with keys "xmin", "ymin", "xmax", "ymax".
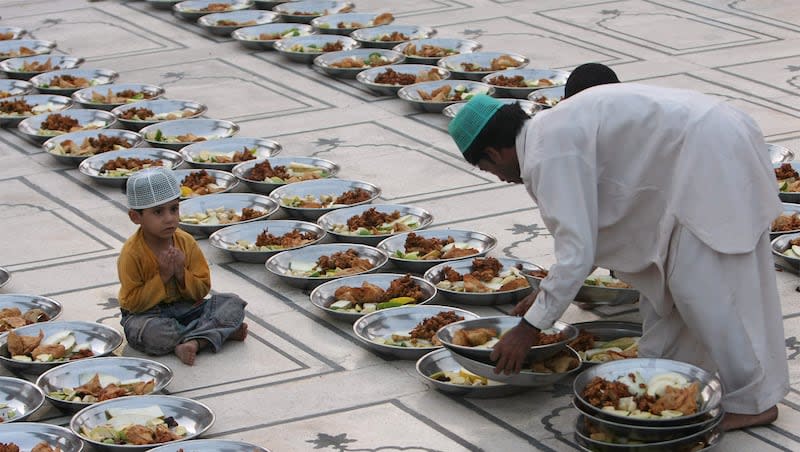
[{"xmin": 117, "ymin": 168, "xmax": 248, "ymax": 366}]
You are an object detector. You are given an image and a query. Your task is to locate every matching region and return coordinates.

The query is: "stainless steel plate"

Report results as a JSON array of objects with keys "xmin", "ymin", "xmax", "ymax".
[
  {"xmin": 179, "ymin": 192, "xmax": 280, "ymax": 236},
  {"xmin": 275, "ymin": 35, "xmax": 360, "ymax": 64},
  {"xmin": 771, "ymin": 231, "xmax": 800, "ymax": 274},
  {"xmin": 0, "ymin": 423, "xmax": 84, "ymax": 452},
  {"xmin": 172, "ymin": 168, "xmax": 240, "ymax": 199},
  {"xmin": 352, "ymin": 305, "xmax": 479, "ymax": 360},
  {"xmin": 450, "ymin": 345, "xmax": 582, "ymax": 387},
  {"xmin": 140, "ymin": 118, "xmax": 240, "ymax": 151},
  {"xmin": 232, "ymin": 23, "xmax": 315, "ymax": 50},
  {"xmin": 313, "ymin": 49, "xmax": 405, "ymax": 78},
  {"xmin": 0, "ymin": 39, "xmax": 55, "ymax": 61},
  {"xmin": 232, "ymin": 156, "xmax": 339, "ymax": 194},
  {"xmin": 181, "ymin": 137, "xmax": 281, "ymax": 170},
  {"xmin": 112, "ymin": 99, "xmax": 208, "ymax": 131},
  {"xmin": 0, "ymin": 94, "xmax": 72, "ymax": 128},
  {"xmin": 270, "ymin": 178, "xmax": 381, "ymax": 221},
  {"xmin": 397, "ymin": 80, "xmax": 495, "ymax": 113},
  {"xmin": 0, "ymin": 376, "xmax": 45, "ymax": 423},
  {"xmin": 443, "ymin": 98, "xmax": 541, "ymax": 119},
  {"xmin": 43, "ymin": 129, "xmax": 144, "ymax": 165},
  {"xmin": 356, "ymin": 64, "xmax": 450, "ymax": 96},
  {"xmin": 438, "ymin": 51, "xmax": 529, "ymax": 81},
  {"xmin": 209, "ymin": 219, "xmax": 326, "ymax": 263},
  {"xmin": 482, "ymin": 68, "xmax": 570, "ymax": 99},
  {"xmin": 415, "ymin": 349, "xmax": 529, "ymax": 398},
  {"xmin": 197, "ymin": 9, "xmax": 279, "ymax": 36},
  {"xmin": 424, "ymin": 257, "xmax": 538, "ymax": 306},
  {"xmin": 0, "ymin": 55, "xmax": 84, "ymax": 80},
  {"xmin": 71, "ymin": 83, "xmax": 166, "ymax": 111},
  {"xmin": 377, "ymin": 229, "xmax": 498, "ymax": 274},
  {"xmin": 528, "ymin": 85, "xmax": 565, "ymax": 108},
  {"xmin": 29, "ymin": 68, "xmax": 119, "ymax": 95},
  {"xmin": 393, "ymin": 38, "xmax": 481, "ymax": 65},
  {"xmin": 78, "ymin": 148, "xmax": 184, "ymax": 187},
  {"xmin": 266, "ymin": 243, "xmax": 389, "ymax": 289},
  {"xmin": 317, "ymin": 203, "xmax": 433, "ymax": 246},
  {"xmin": 18, "ymin": 108, "xmax": 117, "ymax": 144}
]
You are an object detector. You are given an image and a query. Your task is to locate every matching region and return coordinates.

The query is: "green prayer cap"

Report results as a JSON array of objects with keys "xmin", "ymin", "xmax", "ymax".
[{"xmin": 448, "ymin": 94, "xmax": 504, "ymax": 154}]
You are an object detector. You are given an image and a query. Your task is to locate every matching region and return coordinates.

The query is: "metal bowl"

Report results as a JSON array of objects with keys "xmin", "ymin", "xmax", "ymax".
[
  {"xmin": 351, "ymin": 25, "xmax": 436, "ymax": 49},
  {"xmin": 312, "ymin": 12, "xmax": 393, "ymax": 36},
  {"xmin": 112, "ymin": 99, "xmax": 208, "ymax": 131},
  {"xmin": 0, "ymin": 423, "xmax": 84, "ymax": 452},
  {"xmin": 443, "ymin": 98, "xmax": 541, "ymax": 119},
  {"xmin": 450, "ymin": 345, "xmax": 582, "ymax": 387},
  {"xmin": 775, "ymin": 161, "xmax": 800, "ymax": 203},
  {"xmin": 173, "ymin": 0, "xmax": 254, "ymax": 21},
  {"xmin": 0, "ymin": 377, "xmax": 45, "ymax": 423},
  {"xmin": 140, "ymin": 118, "xmax": 240, "ymax": 151},
  {"xmin": 313, "ymin": 49, "xmax": 405, "ymax": 78},
  {"xmin": 198, "ymin": 10, "xmax": 279, "ymax": 36},
  {"xmin": 438, "ymin": 51, "xmax": 529, "ymax": 81},
  {"xmin": 0, "ymin": 294, "xmax": 62, "ymax": 331},
  {"xmin": 771, "ymin": 230, "xmax": 800, "ymax": 274},
  {"xmin": 377, "ymin": 229, "xmax": 498, "ymax": 274},
  {"xmin": 574, "ymin": 412, "xmax": 723, "ymax": 452},
  {"xmin": 43, "ymin": 129, "xmax": 143, "ymax": 165},
  {"xmin": 0, "ymin": 26, "xmax": 26, "ymax": 40},
  {"xmin": 179, "ymin": 192, "xmax": 280, "ymax": 236},
  {"xmin": 71, "ymin": 83, "xmax": 166, "ymax": 111},
  {"xmin": 18, "ymin": 108, "xmax": 117, "ymax": 144},
  {"xmin": 275, "ymin": 35, "xmax": 360, "ymax": 64},
  {"xmin": 437, "ymin": 316, "xmax": 578, "ymax": 362},
  {"xmin": 78, "ymin": 148, "xmax": 184, "ymax": 187},
  {"xmin": 393, "ymin": 38, "xmax": 482, "ymax": 65},
  {"xmin": 317, "ymin": 203, "xmax": 433, "ymax": 246},
  {"xmin": 524, "ymin": 270, "xmax": 640, "ymax": 307},
  {"xmin": 415, "ymin": 349, "xmax": 528, "ymax": 398},
  {"xmin": 352, "ymin": 305, "xmax": 479, "ymax": 360},
  {"xmin": 232, "ymin": 23, "xmax": 315, "ymax": 50},
  {"xmin": 573, "ymin": 358, "xmax": 723, "ymax": 427},
  {"xmin": 266, "ymin": 243, "xmax": 389, "ymax": 289},
  {"xmin": 356, "ymin": 64, "xmax": 450, "ymax": 96},
  {"xmin": 770, "ymin": 202, "xmax": 800, "ymax": 240},
  {"xmin": 146, "ymin": 0, "xmax": 183, "ymax": 9},
  {"xmin": 70, "ymin": 395, "xmax": 214, "ymax": 452},
  {"xmin": 181, "ymin": 137, "xmax": 282, "ymax": 171},
  {"xmin": 528, "ymin": 85, "xmax": 565, "ymax": 108},
  {"xmin": 310, "ymin": 273, "xmax": 437, "ymax": 322},
  {"xmin": 0, "ymin": 55, "xmax": 84, "ymax": 80},
  {"xmin": 571, "ymin": 321, "xmax": 642, "ymax": 367},
  {"xmin": 0, "ymin": 79, "xmax": 34, "ymax": 98},
  {"xmin": 424, "ymin": 257, "xmax": 538, "ymax": 306},
  {"xmin": 0, "ymin": 320, "xmax": 124, "ymax": 375},
  {"xmin": 482, "ymin": 68, "xmax": 570, "ymax": 99},
  {"xmin": 150, "ymin": 439, "xmax": 271, "ymax": 452},
  {"xmin": 37, "ymin": 357, "xmax": 172, "ymax": 412},
  {"xmin": 0, "ymin": 94, "xmax": 73, "ymax": 128},
  {"xmin": 397, "ymin": 80, "xmax": 495, "ymax": 113},
  {"xmin": 30, "ymin": 68, "xmax": 119, "ymax": 95},
  {"xmin": 209, "ymin": 219, "xmax": 326, "ymax": 263},
  {"xmin": 0, "ymin": 268, "xmax": 9, "ymax": 290},
  {"xmin": 768, "ymin": 143, "xmax": 795, "ymax": 164},
  {"xmin": 0, "ymin": 39, "xmax": 55, "ymax": 61},
  {"xmin": 173, "ymin": 169, "xmax": 240, "ymax": 199},
  {"xmin": 574, "ymin": 399, "xmax": 722, "ymax": 444},
  {"xmin": 232, "ymin": 156, "xmax": 339, "ymax": 194},
  {"xmin": 273, "ymin": 1, "xmax": 355, "ymax": 24},
  {"xmin": 271, "ymin": 178, "xmax": 381, "ymax": 221}
]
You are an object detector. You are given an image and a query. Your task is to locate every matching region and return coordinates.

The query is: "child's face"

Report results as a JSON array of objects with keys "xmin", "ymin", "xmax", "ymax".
[{"xmin": 128, "ymin": 198, "xmax": 180, "ymax": 240}]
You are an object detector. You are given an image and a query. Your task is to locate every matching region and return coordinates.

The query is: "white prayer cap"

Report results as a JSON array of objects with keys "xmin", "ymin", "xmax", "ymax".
[{"xmin": 126, "ymin": 168, "xmax": 180, "ymax": 209}]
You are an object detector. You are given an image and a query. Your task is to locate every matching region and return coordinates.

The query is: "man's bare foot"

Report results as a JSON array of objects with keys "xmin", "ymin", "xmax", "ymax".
[
  {"xmin": 175, "ymin": 340, "xmax": 199, "ymax": 366},
  {"xmin": 721, "ymin": 406, "xmax": 778, "ymax": 431},
  {"xmin": 229, "ymin": 322, "xmax": 248, "ymax": 342}
]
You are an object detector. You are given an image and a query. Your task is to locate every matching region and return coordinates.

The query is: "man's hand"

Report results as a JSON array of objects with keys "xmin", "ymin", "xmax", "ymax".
[
  {"xmin": 157, "ymin": 249, "xmax": 174, "ymax": 284},
  {"xmin": 510, "ymin": 290, "xmax": 538, "ymax": 316},
  {"xmin": 489, "ymin": 320, "xmax": 540, "ymax": 375}
]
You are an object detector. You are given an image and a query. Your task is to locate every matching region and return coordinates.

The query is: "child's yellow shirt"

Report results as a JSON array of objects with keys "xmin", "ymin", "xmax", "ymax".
[{"xmin": 117, "ymin": 228, "xmax": 211, "ymax": 313}]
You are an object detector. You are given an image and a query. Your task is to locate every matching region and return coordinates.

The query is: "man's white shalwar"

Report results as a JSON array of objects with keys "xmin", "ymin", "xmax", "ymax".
[{"xmin": 517, "ymin": 83, "xmax": 789, "ymax": 414}]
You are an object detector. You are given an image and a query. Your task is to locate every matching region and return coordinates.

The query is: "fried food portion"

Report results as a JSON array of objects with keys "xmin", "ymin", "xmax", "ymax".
[
  {"xmin": 385, "ymin": 274, "xmax": 425, "ymax": 300},
  {"xmin": 0, "ymin": 98, "xmax": 33, "ymax": 115},
  {"xmin": 240, "ymin": 207, "xmax": 267, "ymax": 221},
  {"xmin": 90, "ymin": 89, "xmax": 154, "ymax": 104},
  {"xmin": 58, "ymin": 134, "xmax": 132, "ymax": 156},
  {"xmin": 0, "ymin": 444, "xmax": 20, "ymax": 452},
  {"xmin": 123, "ymin": 425, "xmax": 155, "ymax": 445},
  {"xmin": 255, "ymin": 229, "xmax": 317, "ymax": 248},
  {"xmin": 346, "ymin": 208, "xmax": 401, "ymax": 231},
  {"xmin": 31, "ymin": 443, "xmax": 62, "ymax": 452},
  {"xmin": 331, "ymin": 57, "xmax": 366, "ymax": 68},
  {"xmin": 20, "ymin": 58, "xmax": 60, "ymax": 72},
  {"xmin": 30, "ymin": 343, "xmax": 66, "ymax": 360},
  {"xmin": 322, "ymin": 41, "xmax": 344, "ymax": 52},
  {"xmin": 452, "ymin": 327, "xmax": 497, "ymax": 346},
  {"xmin": 0, "ymin": 307, "xmax": 50, "ymax": 333},
  {"xmin": 470, "ymin": 257, "xmax": 502, "ymax": 281},
  {"xmin": 489, "ymin": 75, "xmax": 527, "ymax": 87},
  {"xmin": 772, "ymin": 213, "xmax": 800, "ymax": 232},
  {"xmin": 374, "ymin": 68, "xmax": 417, "ymax": 85},
  {"xmin": 568, "ymin": 329, "xmax": 596, "ymax": 351},
  {"xmin": 40, "ymin": 113, "xmax": 79, "ymax": 132},
  {"xmin": 249, "ymin": 160, "xmax": 288, "ymax": 181},
  {"xmin": 204, "ymin": 3, "xmax": 232, "ymax": 12},
  {"xmin": 532, "ymin": 350, "xmax": 580, "ymax": 373},
  {"xmin": 404, "ymin": 232, "xmax": 452, "ymax": 255},
  {"xmin": 648, "ymin": 382, "xmax": 700, "ymax": 415},
  {"xmin": 7, "ymin": 329, "xmax": 44, "ymax": 356},
  {"xmin": 409, "ymin": 310, "xmax": 465, "ymax": 343},
  {"xmin": 582, "ymin": 376, "xmax": 634, "ymax": 408},
  {"xmin": 180, "ymin": 170, "xmax": 216, "ymax": 195},
  {"xmin": 334, "ymin": 188, "xmax": 371, "ymax": 205},
  {"xmin": 378, "ymin": 31, "xmax": 408, "ymax": 42},
  {"xmin": 775, "ymin": 163, "xmax": 798, "ymax": 180},
  {"xmin": 118, "ymin": 107, "xmax": 155, "ymax": 120},
  {"xmin": 499, "ymin": 277, "xmax": 529, "ymax": 291},
  {"xmin": 316, "ymin": 249, "xmax": 373, "ymax": 274},
  {"xmin": 491, "ymin": 55, "xmax": 521, "ymax": 71},
  {"xmin": 101, "ymin": 157, "xmax": 162, "ymax": 172},
  {"xmin": 373, "ymin": 13, "xmax": 394, "ymax": 26},
  {"xmin": 402, "ymin": 44, "xmax": 457, "ymax": 58},
  {"xmin": 0, "ymin": 32, "xmax": 14, "ymax": 40},
  {"xmin": 45, "ymin": 75, "xmax": 90, "ymax": 89},
  {"xmin": 334, "ymin": 282, "xmax": 386, "ymax": 304}
]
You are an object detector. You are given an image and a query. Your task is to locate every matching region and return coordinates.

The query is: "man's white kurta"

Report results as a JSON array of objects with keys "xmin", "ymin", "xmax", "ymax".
[{"xmin": 516, "ymin": 82, "xmax": 788, "ymax": 413}]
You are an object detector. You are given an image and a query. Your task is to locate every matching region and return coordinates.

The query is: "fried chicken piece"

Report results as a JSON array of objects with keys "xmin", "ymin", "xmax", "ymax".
[
  {"xmin": 249, "ymin": 160, "xmax": 289, "ymax": 181},
  {"xmin": 30, "ymin": 343, "xmax": 66, "ymax": 360},
  {"xmin": 334, "ymin": 188, "xmax": 371, "ymax": 205},
  {"xmin": 650, "ymin": 382, "xmax": 700, "ymax": 415},
  {"xmin": 0, "ymin": 308, "xmax": 22, "ymax": 318},
  {"xmin": 240, "ymin": 207, "xmax": 266, "ymax": 221},
  {"xmin": 31, "ymin": 442, "xmax": 62, "ymax": 452},
  {"xmin": 568, "ymin": 330, "xmax": 596, "ymax": 352},
  {"xmin": 380, "ymin": 31, "xmax": 408, "ymax": 42},
  {"xmin": 316, "ymin": 249, "xmax": 373, "ymax": 273},
  {"xmin": 154, "ymin": 423, "xmax": 182, "ymax": 442},
  {"xmin": 101, "ymin": 157, "xmax": 162, "ymax": 172},
  {"xmin": 373, "ymin": 12, "xmax": 394, "ymax": 26},
  {"xmin": 0, "ymin": 444, "xmax": 20, "ymax": 452},
  {"xmin": 0, "ymin": 98, "xmax": 33, "ymax": 115},
  {"xmin": 334, "ymin": 282, "xmax": 386, "ymax": 304},
  {"xmin": 404, "ymin": 232, "xmax": 453, "ymax": 255},
  {"xmin": 498, "ymin": 277, "xmax": 529, "ymax": 291},
  {"xmin": 418, "ymin": 84, "xmax": 451, "ymax": 102},
  {"xmin": 385, "ymin": 274, "xmax": 425, "ymax": 300},
  {"xmin": 73, "ymin": 374, "xmax": 102, "ymax": 396},
  {"xmin": 205, "ymin": 3, "xmax": 232, "ymax": 12},
  {"xmin": 581, "ymin": 376, "xmax": 633, "ymax": 408},
  {"xmin": 181, "ymin": 170, "xmax": 216, "ymax": 192},
  {"xmin": 441, "ymin": 246, "xmax": 478, "ymax": 259},
  {"xmin": 7, "ymin": 329, "xmax": 43, "ymax": 356},
  {"xmin": 68, "ymin": 348, "xmax": 95, "ymax": 360},
  {"xmin": 346, "ymin": 208, "xmax": 400, "ymax": 232},
  {"xmin": 442, "ymin": 266, "xmax": 463, "ymax": 282},
  {"xmin": 321, "ymin": 41, "xmax": 344, "ymax": 52},
  {"xmin": 21, "ymin": 59, "xmax": 58, "ymax": 72},
  {"xmin": 123, "ymin": 425, "xmax": 156, "ymax": 445},
  {"xmin": 40, "ymin": 113, "xmax": 79, "ymax": 132},
  {"xmin": 0, "ymin": 316, "xmax": 26, "ymax": 332},
  {"xmin": 775, "ymin": 163, "xmax": 798, "ymax": 180},
  {"xmin": 415, "ymin": 68, "xmax": 443, "ymax": 83},
  {"xmin": 255, "ymin": 229, "xmax": 317, "ymax": 248},
  {"xmin": 331, "ymin": 57, "xmax": 365, "ymax": 69},
  {"xmin": 451, "ymin": 327, "xmax": 498, "ymax": 346},
  {"xmin": 469, "ymin": 257, "xmax": 502, "ymax": 281},
  {"xmin": 772, "ymin": 213, "xmax": 800, "ymax": 232},
  {"xmin": 490, "ymin": 55, "xmax": 521, "ymax": 71},
  {"xmin": 462, "ymin": 274, "xmax": 491, "ymax": 293},
  {"xmin": 98, "ymin": 384, "xmax": 130, "ymax": 401},
  {"xmin": 409, "ymin": 311, "xmax": 464, "ymax": 342},
  {"xmin": 537, "ymin": 330, "xmax": 567, "ymax": 345},
  {"xmin": 374, "ymin": 68, "xmax": 417, "ymax": 86},
  {"xmin": 46, "ymin": 75, "xmax": 90, "ymax": 89},
  {"xmin": 490, "ymin": 75, "xmax": 527, "ymax": 87}
]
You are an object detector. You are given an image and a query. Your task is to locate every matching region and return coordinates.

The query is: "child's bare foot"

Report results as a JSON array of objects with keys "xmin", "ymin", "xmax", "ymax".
[
  {"xmin": 175, "ymin": 340, "xmax": 199, "ymax": 366},
  {"xmin": 229, "ymin": 322, "xmax": 248, "ymax": 342},
  {"xmin": 721, "ymin": 406, "xmax": 778, "ymax": 431}
]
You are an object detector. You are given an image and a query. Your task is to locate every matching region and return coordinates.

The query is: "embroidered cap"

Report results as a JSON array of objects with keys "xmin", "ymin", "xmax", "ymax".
[
  {"xmin": 448, "ymin": 94, "xmax": 504, "ymax": 154},
  {"xmin": 126, "ymin": 168, "xmax": 181, "ymax": 209}
]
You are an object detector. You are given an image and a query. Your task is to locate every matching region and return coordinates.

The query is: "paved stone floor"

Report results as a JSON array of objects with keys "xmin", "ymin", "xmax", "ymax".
[{"xmin": 1, "ymin": 0, "xmax": 799, "ymax": 450}]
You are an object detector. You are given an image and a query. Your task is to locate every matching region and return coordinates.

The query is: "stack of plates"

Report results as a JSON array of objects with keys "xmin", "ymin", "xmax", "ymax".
[{"xmin": 571, "ymin": 358, "xmax": 724, "ymax": 451}]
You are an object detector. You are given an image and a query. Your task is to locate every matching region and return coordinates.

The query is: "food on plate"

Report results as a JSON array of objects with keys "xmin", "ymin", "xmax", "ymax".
[
  {"xmin": 281, "ymin": 188, "xmax": 372, "ymax": 208},
  {"xmin": 16, "ymin": 58, "xmax": 61, "ymax": 72},
  {"xmin": 488, "ymin": 75, "xmax": 555, "ymax": 88},
  {"xmin": 289, "ymin": 248, "xmax": 374, "ymax": 277},
  {"xmin": 0, "ymin": 442, "xmax": 62, "ymax": 451},
  {"xmin": 0, "ymin": 98, "xmax": 61, "ymax": 117},
  {"xmin": 375, "ymin": 310, "xmax": 465, "ymax": 347},
  {"xmin": 393, "ymin": 232, "xmax": 479, "ymax": 260},
  {"xmin": 179, "ymin": 170, "xmax": 225, "ymax": 197},
  {"xmin": 781, "ymin": 237, "xmax": 800, "ymax": 258},
  {"xmin": 7, "ymin": 329, "xmax": 94, "ymax": 363},
  {"xmin": 187, "ymin": 3, "xmax": 232, "ymax": 12},
  {"xmin": 80, "ymin": 405, "xmax": 187, "ymax": 445},
  {"xmin": 373, "ymin": 31, "xmax": 410, "ymax": 42},
  {"xmin": 531, "ymin": 93, "xmax": 563, "ymax": 107},
  {"xmin": 248, "ymin": 160, "xmax": 329, "ymax": 184},
  {"xmin": 581, "ymin": 371, "xmax": 701, "ymax": 419},
  {"xmin": 100, "ymin": 157, "xmax": 165, "ymax": 177},
  {"xmin": 145, "ymin": 129, "xmax": 212, "ymax": 144},
  {"xmin": 0, "ymin": 306, "xmax": 51, "ymax": 333},
  {"xmin": 89, "ymin": 89, "xmax": 155, "ymax": 104},
  {"xmin": 449, "ymin": 55, "xmax": 521, "ymax": 72},
  {"xmin": 415, "ymin": 84, "xmax": 487, "ymax": 102},
  {"xmin": 569, "ymin": 330, "xmax": 640, "ymax": 363},
  {"xmin": 228, "ymin": 228, "xmax": 318, "ymax": 252},
  {"xmin": 216, "ymin": 19, "xmax": 257, "ymax": 27},
  {"xmin": 430, "ymin": 368, "xmax": 499, "ymax": 386},
  {"xmin": 772, "ymin": 212, "xmax": 800, "ymax": 232},
  {"xmin": 775, "ymin": 163, "xmax": 800, "ymax": 192},
  {"xmin": 288, "ymin": 41, "xmax": 344, "ymax": 53},
  {"xmin": 0, "ymin": 91, "xmax": 10, "ymax": 99},
  {"xmin": 253, "ymin": 28, "xmax": 308, "ymax": 40},
  {"xmin": 193, "ymin": 147, "xmax": 256, "ymax": 164},
  {"xmin": 402, "ymin": 44, "xmax": 458, "ymax": 58},
  {"xmin": 528, "ymin": 269, "xmax": 632, "ymax": 289},
  {"xmin": 118, "ymin": 107, "xmax": 196, "ymax": 122},
  {"xmin": 180, "ymin": 207, "xmax": 267, "ymax": 225},
  {"xmin": 330, "ymin": 52, "xmax": 391, "ymax": 68},
  {"xmin": 0, "ymin": 32, "xmax": 15, "ymax": 41},
  {"xmin": 328, "ymin": 274, "xmax": 426, "ymax": 313},
  {"xmin": 37, "ymin": 113, "xmax": 105, "ymax": 136},
  {"xmin": 321, "ymin": 13, "xmax": 393, "ymax": 30},
  {"xmin": 331, "ymin": 208, "xmax": 419, "ymax": 236},
  {"xmin": 0, "ymin": 403, "xmax": 17, "ymax": 423},
  {"xmin": 48, "ymin": 373, "xmax": 156, "ymax": 403},
  {"xmin": 51, "ymin": 134, "xmax": 134, "ymax": 156},
  {"xmin": 435, "ymin": 257, "xmax": 530, "ymax": 293},
  {"xmin": 291, "ymin": 5, "xmax": 353, "ymax": 16},
  {"xmin": 0, "ymin": 46, "xmax": 36, "ymax": 58},
  {"xmin": 450, "ymin": 325, "xmax": 566, "ymax": 348},
  {"xmin": 373, "ymin": 68, "xmax": 442, "ymax": 85},
  {"xmin": 38, "ymin": 74, "xmax": 92, "ymax": 89}
]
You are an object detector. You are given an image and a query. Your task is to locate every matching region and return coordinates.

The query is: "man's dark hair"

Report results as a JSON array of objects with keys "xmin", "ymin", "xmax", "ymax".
[
  {"xmin": 462, "ymin": 103, "xmax": 529, "ymax": 165},
  {"xmin": 564, "ymin": 63, "xmax": 620, "ymax": 99}
]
